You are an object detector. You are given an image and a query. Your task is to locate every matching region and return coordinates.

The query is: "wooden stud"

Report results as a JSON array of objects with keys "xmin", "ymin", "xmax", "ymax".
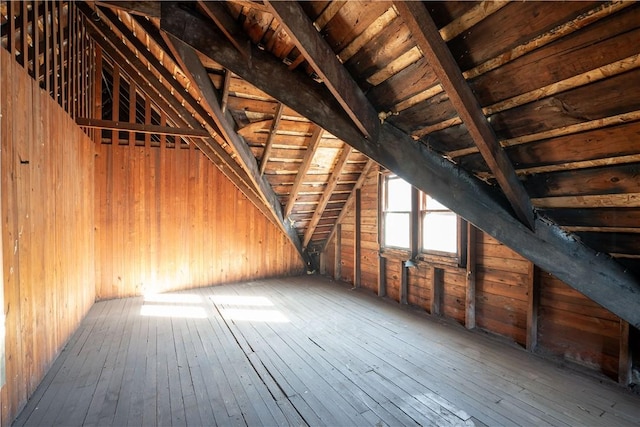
[
  {"xmin": 22, "ymin": 1, "xmax": 29, "ymax": 69},
  {"xmin": 354, "ymin": 189, "xmax": 361, "ymax": 288},
  {"xmin": 58, "ymin": 0, "xmax": 65, "ymax": 109},
  {"xmin": 111, "ymin": 63, "xmax": 120, "ymax": 145},
  {"xmin": 334, "ymin": 224, "xmax": 342, "ymax": 281},
  {"xmin": 526, "ymin": 263, "xmax": 540, "ymax": 351},
  {"xmin": 34, "ymin": 0, "xmax": 40, "ymax": 83},
  {"xmin": 465, "ymin": 223, "xmax": 476, "ymax": 329},
  {"xmin": 220, "ymin": 69, "xmax": 231, "ymax": 114},
  {"xmin": 410, "ymin": 186, "xmax": 419, "ymax": 259},
  {"xmin": 431, "ymin": 267, "xmax": 444, "ymax": 316},
  {"xmin": 145, "ymin": 92, "xmax": 151, "ymax": 148},
  {"xmin": 378, "ymin": 256, "xmax": 386, "ymax": 297},
  {"xmin": 400, "ymin": 261, "xmax": 408, "ymax": 305},
  {"xmin": 44, "ymin": 0, "xmax": 50, "ymax": 93},
  {"xmin": 51, "ymin": 0, "xmax": 58, "ymax": 103},
  {"xmin": 128, "ymin": 83, "xmax": 136, "ymax": 146},
  {"xmin": 619, "ymin": 320, "xmax": 632, "ymax": 385}
]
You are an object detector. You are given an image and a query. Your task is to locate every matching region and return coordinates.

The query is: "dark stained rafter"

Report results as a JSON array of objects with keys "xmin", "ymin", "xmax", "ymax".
[
  {"xmin": 284, "ymin": 125, "xmax": 323, "ymax": 218},
  {"xmin": 303, "ymin": 145, "xmax": 353, "ymax": 248},
  {"xmin": 160, "ymin": 2, "xmax": 640, "ymax": 328},
  {"xmin": 198, "ymin": 0, "xmax": 251, "ymax": 59},
  {"xmin": 394, "ymin": 1, "xmax": 535, "ymax": 231},
  {"xmin": 265, "ymin": 0, "xmax": 380, "ymax": 141}
]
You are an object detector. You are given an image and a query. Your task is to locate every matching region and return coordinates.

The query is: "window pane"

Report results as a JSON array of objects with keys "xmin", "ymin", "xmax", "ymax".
[
  {"xmin": 422, "ymin": 212, "xmax": 457, "ymax": 253},
  {"xmin": 385, "ymin": 212, "xmax": 410, "ymax": 248},
  {"xmin": 387, "ymin": 177, "xmax": 412, "ymax": 211},
  {"xmin": 425, "ymin": 195, "xmax": 448, "ymax": 210}
]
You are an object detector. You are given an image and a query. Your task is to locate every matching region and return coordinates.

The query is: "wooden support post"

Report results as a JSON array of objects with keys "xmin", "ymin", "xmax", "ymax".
[
  {"xmin": 93, "ymin": 45, "xmax": 103, "ymax": 143},
  {"xmin": 145, "ymin": 94, "xmax": 152, "ymax": 148},
  {"xmin": 51, "ymin": 0, "xmax": 58, "ymax": 101},
  {"xmin": 319, "ymin": 251, "xmax": 326, "ymax": 276},
  {"xmin": 128, "ymin": 84, "xmax": 136, "ymax": 146},
  {"xmin": 401, "ymin": 261, "xmax": 409, "ymax": 305},
  {"xmin": 431, "ymin": 267, "xmax": 444, "ymax": 316},
  {"xmin": 465, "ymin": 223, "xmax": 476, "ymax": 329},
  {"xmin": 44, "ymin": 1, "xmax": 50, "ymax": 93},
  {"xmin": 354, "ymin": 189, "xmax": 362, "ymax": 288},
  {"xmin": 221, "ymin": 69, "xmax": 231, "ymax": 114},
  {"xmin": 22, "ymin": 1, "xmax": 29, "ymax": 68},
  {"xmin": 58, "ymin": 0, "xmax": 65, "ymax": 109},
  {"xmin": 34, "ymin": 0, "xmax": 40, "ymax": 84},
  {"xmin": 334, "ymin": 224, "xmax": 341, "ymax": 281},
  {"xmin": 8, "ymin": 1, "xmax": 15, "ymax": 57},
  {"xmin": 111, "ymin": 64, "xmax": 120, "ymax": 145},
  {"xmin": 410, "ymin": 187, "xmax": 419, "ymax": 259},
  {"xmin": 526, "ymin": 263, "xmax": 540, "ymax": 351},
  {"xmin": 619, "ymin": 320, "xmax": 632, "ymax": 385},
  {"xmin": 378, "ymin": 256, "xmax": 386, "ymax": 297}
]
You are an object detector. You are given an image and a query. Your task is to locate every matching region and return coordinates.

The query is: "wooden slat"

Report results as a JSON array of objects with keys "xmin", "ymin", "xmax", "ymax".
[
  {"xmin": 465, "ymin": 223, "xmax": 477, "ymax": 329},
  {"xmin": 259, "ymin": 103, "xmax": 284, "ymax": 175},
  {"xmin": 265, "ymin": 1, "xmax": 380, "ymax": 141},
  {"xmin": 76, "ymin": 118, "xmax": 210, "ymax": 138},
  {"xmin": 303, "ymin": 145, "xmax": 352, "ymax": 248},
  {"xmin": 283, "ymin": 125, "xmax": 323, "ymax": 218},
  {"xmin": 394, "ymin": 1, "xmax": 534, "ymax": 230}
]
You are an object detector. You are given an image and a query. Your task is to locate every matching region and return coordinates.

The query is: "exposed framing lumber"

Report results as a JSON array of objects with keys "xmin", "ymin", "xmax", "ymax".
[
  {"xmin": 430, "ymin": 267, "xmax": 444, "ymax": 316},
  {"xmin": 400, "ymin": 261, "xmax": 409, "ymax": 305},
  {"xmin": 303, "ymin": 145, "xmax": 353, "ymax": 248},
  {"xmin": 259, "ymin": 102, "xmax": 284, "ymax": 175},
  {"xmin": 284, "ymin": 125, "xmax": 323, "ymax": 218},
  {"xmin": 619, "ymin": 320, "xmax": 632, "ymax": 385},
  {"xmin": 79, "ymin": 3, "xmax": 309, "ymax": 266},
  {"xmin": 323, "ymin": 159, "xmax": 375, "ymax": 249},
  {"xmin": 161, "ymin": 2, "xmax": 640, "ymax": 328},
  {"xmin": 378, "ymin": 255, "xmax": 386, "ymax": 297},
  {"xmin": 76, "ymin": 118, "xmax": 210, "ymax": 138},
  {"xmin": 95, "ymin": 1, "xmax": 160, "ymax": 18},
  {"xmin": 395, "ymin": 1, "xmax": 535, "ymax": 231},
  {"xmin": 334, "ymin": 223, "xmax": 341, "ymax": 281},
  {"xmin": 198, "ymin": 0, "xmax": 250, "ymax": 59},
  {"xmin": 161, "ymin": 34, "xmax": 309, "ymax": 266},
  {"xmin": 526, "ymin": 264, "xmax": 540, "ymax": 351},
  {"xmin": 465, "ymin": 223, "xmax": 477, "ymax": 329},
  {"xmin": 265, "ymin": 1, "xmax": 379, "ymax": 141}
]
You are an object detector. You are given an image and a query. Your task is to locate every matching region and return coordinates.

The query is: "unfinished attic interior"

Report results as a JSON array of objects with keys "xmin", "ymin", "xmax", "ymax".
[{"xmin": 2, "ymin": 0, "xmax": 640, "ymax": 425}]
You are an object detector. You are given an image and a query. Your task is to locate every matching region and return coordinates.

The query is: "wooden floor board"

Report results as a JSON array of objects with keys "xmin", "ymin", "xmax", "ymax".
[{"xmin": 14, "ymin": 276, "xmax": 640, "ymax": 427}]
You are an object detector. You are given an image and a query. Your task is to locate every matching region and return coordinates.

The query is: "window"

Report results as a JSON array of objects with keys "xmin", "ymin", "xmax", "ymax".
[
  {"xmin": 421, "ymin": 194, "xmax": 457, "ymax": 254},
  {"xmin": 381, "ymin": 173, "xmax": 462, "ymax": 261},
  {"xmin": 382, "ymin": 175, "xmax": 412, "ymax": 249}
]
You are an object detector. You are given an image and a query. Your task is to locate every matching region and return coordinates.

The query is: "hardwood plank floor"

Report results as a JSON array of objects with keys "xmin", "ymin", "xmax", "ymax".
[{"xmin": 13, "ymin": 275, "xmax": 640, "ymax": 426}]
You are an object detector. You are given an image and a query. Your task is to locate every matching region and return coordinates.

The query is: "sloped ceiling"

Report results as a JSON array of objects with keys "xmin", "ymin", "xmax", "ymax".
[{"xmin": 75, "ymin": 1, "xmax": 640, "ymax": 327}]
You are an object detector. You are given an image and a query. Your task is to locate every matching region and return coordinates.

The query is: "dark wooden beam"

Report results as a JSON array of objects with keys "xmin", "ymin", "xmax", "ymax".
[
  {"xmin": 394, "ymin": 1, "xmax": 535, "ymax": 231},
  {"xmin": 161, "ymin": 2, "xmax": 640, "ymax": 328},
  {"xmin": 259, "ymin": 102, "xmax": 284, "ymax": 175},
  {"xmin": 76, "ymin": 118, "xmax": 210, "ymax": 138},
  {"xmin": 619, "ymin": 320, "xmax": 632, "ymax": 385},
  {"xmin": 526, "ymin": 264, "xmax": 539, "ymax": 351},
  {"xmin": 378, "ymin": 255, "xmax": 386, "ymax": 297},
  {"xmin": 95, "ymin": 1, "xmax": 160, "ymax": 18},
  {"xmin": 265, "ymin": 1, "xmax": 379, "ymax": 141},
  {"xmin": 198, "ymin": 1, "xmax": 250, "ymax": 59},
  {"xmin": 284, "ymin": 125, "xmax": 323, "ymax": 218},
  {"xmin": 400, "ymin": 261, "xmax": 409, "ymax": 305}
]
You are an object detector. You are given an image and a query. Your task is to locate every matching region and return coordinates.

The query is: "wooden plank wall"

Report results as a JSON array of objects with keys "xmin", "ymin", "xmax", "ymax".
[
  {"xmin": 538, "ymin": 272, "xmax": 621, "ymax": 378},
  {"xmin": 94, "ymin": 141, "xmax": 305, "ymax": 300},
  {"xmin": 1, "ymin": 48, "xmax": 96, "ymax": 426},
  {"xmin": 324, "ymin": 160, "xmax": 630, "ymax": 382}
]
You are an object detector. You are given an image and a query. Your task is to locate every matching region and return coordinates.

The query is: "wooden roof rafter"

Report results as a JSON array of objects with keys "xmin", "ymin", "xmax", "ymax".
[
  {"xmin": 303, "ymin": 145, "xmax": 353, "ymax": 248},
  {"xmin": 265, "ymin": 0, "xmax": 380, "ymax": 141},
  {"xmin": 259, "ymin": 102, "xmax": 285, "ymax": 175},
  {"xmin": 394, "ymin": 1, "xmax": 535, "ymax": 230},
  {"xmin": 160, "ymin": 1, "xmax": 640, "ymax": 328},
  {"xmin": 284, "ymin": 125, "xmax": 323, "ymax": 218},
  {"xmin": 197, "ymin": 0, "xmax": 251, "ymax": 60}
]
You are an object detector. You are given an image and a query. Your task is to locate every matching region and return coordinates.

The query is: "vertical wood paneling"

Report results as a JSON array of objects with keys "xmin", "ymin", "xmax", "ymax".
[
  {"xmin": 94, "ymin": 142, "xmax": 305, "ymax": 300},
  {"xmin": 1, "ymin": 49, "xmax": 95, "ymax": 427}
]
